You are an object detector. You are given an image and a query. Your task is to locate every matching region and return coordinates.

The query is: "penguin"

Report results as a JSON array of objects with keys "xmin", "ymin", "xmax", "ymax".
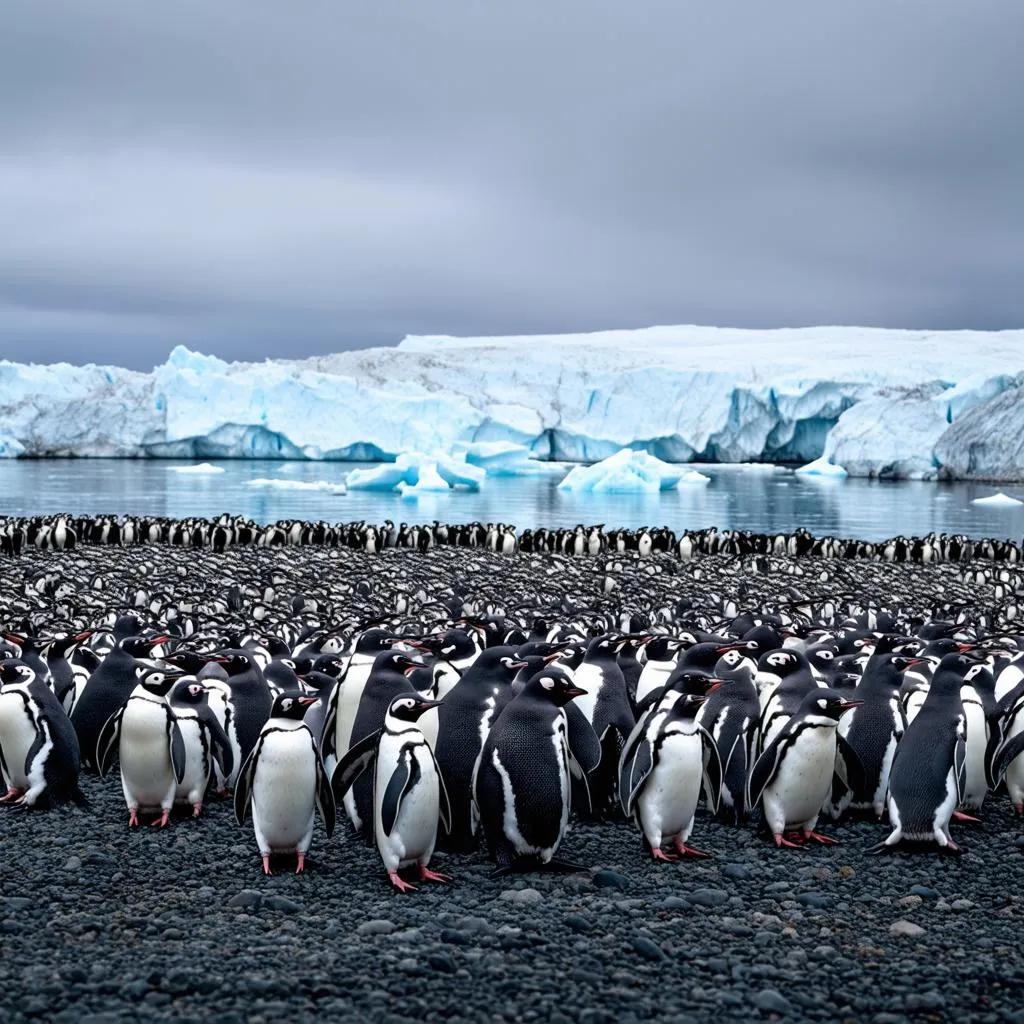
[
  {"xmin": 620, "ymin": 691, "xmax": 722, "ymax": 859},
  {"xmin": 432, "ymin": 647, "xmax": 528, "ymax": 850},
  {"xmin": 168, "ymin": 679, "xmax": 234, "ymax": 817},
  {"xmin": 332, "ymin": 693, "xmax": 451, "ymax": 892},
  {"xmin": 756, "ymin": 649, "xmax": 822, "ymax": 753},
  {"xmin": 216, "ymin": 650, "xmax": 273, "ymax": 766},
  {"xmin": 633, "ymin": 635, "xmax": 688, "ymax": 704},
  {"xmin": 0, "ymin": 659, "xmax": 84, "ymax": 807},
  {"xmin": 234, "ymin": 692, "xmax": 336, "ymax": 874},
  {"xmin": 748, "ymin": 688, "xmax": 863, "ymax": 847},
  {"xmin": 70, "ymin": 633, "xmax": 171, "ymax": 769},
  {"xmin": 991, "ymin": 679, "xmax": 1024, "ymax": 814},
  {"xmin": 473, "ymin": 669, "xmax": 598, "ymax": 874},
  {"xmin": 873, "ymin": 653, "xmax": 979, "ymax": 853},
  {"xmin": 96, "ymin": 666, "xmax": 187, "ymax": 827}
]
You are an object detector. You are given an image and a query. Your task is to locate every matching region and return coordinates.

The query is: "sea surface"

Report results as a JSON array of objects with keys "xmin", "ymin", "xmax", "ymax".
[{"xmin": 1, "ymin": 459, "xmax": 1022, "ymax": 542}]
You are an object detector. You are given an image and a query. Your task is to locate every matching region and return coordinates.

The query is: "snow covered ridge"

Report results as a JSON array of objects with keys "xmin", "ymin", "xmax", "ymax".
[{"xmin": 1, "ymin": 326, "xmax": 1023, "ymax": 480}]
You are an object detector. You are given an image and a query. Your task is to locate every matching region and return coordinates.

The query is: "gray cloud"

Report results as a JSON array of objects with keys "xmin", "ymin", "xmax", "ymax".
[{"xmin": 1, "ymin": 0, "xmax": 1022, "ymax": 369}]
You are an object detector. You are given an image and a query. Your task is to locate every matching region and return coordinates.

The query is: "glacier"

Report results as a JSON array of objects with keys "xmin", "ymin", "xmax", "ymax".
[{"xmin": 1, "ymin": 326, "xmax": 1023, "ymax": 480}]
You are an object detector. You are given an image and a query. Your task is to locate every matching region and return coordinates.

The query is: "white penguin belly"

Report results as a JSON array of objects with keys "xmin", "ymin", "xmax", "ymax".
[
  {"xmin": 960, "ymin": 697, "xmax": 988, "ymax": 810},
  {"xmin": 1002, "ymin": 716, "xmax": 1024, "ymax": 810},
  {"xmin": 119, "ymin": 707, "xmax": 176, "ymax": 808},
  {"xmin": 375, "ymin": 744, "xmax": 439, "ymax": 870},
  {"xmin": 571, "ymin": 664, "xmax": 603, "ymax": 725},
  {"xmin": 637, "ymin": 732, "xmax": 702, "ymax": 845},
  {"xmin": 251, "ymin": 735, "xmax": 317, "ymax": 853},
  {"xmin": 764, "ymin": 732, "xmax": 835, "ymax": 830},
  {"xmin": 0, "ymin": 692, "xmax": 35, "ymax": 788},
  {"xmin": 635, "ymin": 661, "xmax": 674, "ymax": 704},
  {"xmin": 174, "ymin": 717, "xmax": 208, "ymax": 804}
]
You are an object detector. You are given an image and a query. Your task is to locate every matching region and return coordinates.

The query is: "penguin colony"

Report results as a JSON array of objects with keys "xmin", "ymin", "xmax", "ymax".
[{"xmin": 1, "ymin": 514, "xmax": 1023, "ymax": 894}]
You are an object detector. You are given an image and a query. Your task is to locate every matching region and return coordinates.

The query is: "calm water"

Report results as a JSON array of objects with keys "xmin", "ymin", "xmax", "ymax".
[{"xmin": 0, "ymin": 460, "xmax": 1022, "ymax": 542}]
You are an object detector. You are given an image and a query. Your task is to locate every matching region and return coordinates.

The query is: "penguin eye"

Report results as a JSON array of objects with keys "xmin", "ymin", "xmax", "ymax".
[
  {"xmin": 819, "ymin": 651, "xmax": 834, "ymax": 660},
  {"xmin": 540, "ymin": 678, "xmax": 555, "ymax": 690},
  {"xmin": 281, "ymin": 698, "xmax": 293, "ymax": 711}
]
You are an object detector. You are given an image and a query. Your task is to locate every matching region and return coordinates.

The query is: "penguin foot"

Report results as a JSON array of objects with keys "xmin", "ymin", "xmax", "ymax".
[
  {"xmin": 773, "ymin": 833, "xmax": 803, "ymax": 849},
  {"xmin": 418, "ymin": 865, "xmax": 450, "ymax": 884},
  {"xmin": 673, "ymin": 840, "xmax": 711, "ymax": 858},
  {"xmin": 803, "ymin": 830, "xmax": 838, "ymax": 845},
  {"xmin": 866, "ymin": 840, "xmax": 895, "ymax": 855},
  {"xmin": 952, "ymin": 810, "xmax": 981, "ymax": 823},
  {"xmin": 295, "ymin": 854, "xmax": 306, "ymax": 874},
  {"xmin": 651, "ymin": 847, "xmax": 679, "ymax": 862},
  {"xmin": 0, "ymin": 786, "xmax": 25, "ymax": 804},
  {"xmin": 262, "ymin": 854, "xmax": 273, "ymax": 875},
  {"xmin": 388, "ymin": 870, "xmax": 418, "ymax": 893},
  {"xmin": 128, "ymin": 808, "xmax": 140, "ymax": 827},
  {"xmin": 151, "ymin": 809, "xmax": 170, "ymax": 828},
  {"xmin": 192, "ymin": 803, "xmax": 203, "ymax": 818},
  {"xmin": 1014, "ymin": 802, "xmax": 1023, "ymax": 817}
]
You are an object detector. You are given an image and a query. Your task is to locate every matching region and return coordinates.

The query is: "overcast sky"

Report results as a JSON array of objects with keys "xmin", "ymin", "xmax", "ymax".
[{"xmin": 2, "ymin": 1, "xmax": 1022, "ymax": 369}]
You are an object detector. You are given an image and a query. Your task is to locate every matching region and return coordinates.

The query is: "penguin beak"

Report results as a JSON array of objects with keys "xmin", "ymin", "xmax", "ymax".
[
  {"xmin": 565, "ymin": 686, "xmax": 587, "ymax": 699},
  {"xmin": 296, "ymin": 696, "xmax": 318, "ymax": 708},
  {"xmin": 509, "ymin": 660, "xmax": 530, "ymax": 670},
  {"xmin": 415, "ymin": 699, "xmax": 442, "ymax": 711},
  {"xmin": 542, "ymin": 652, "xmax": 563, "ymax": 665},
  {"xmin": 402, "ymin": 665, "xmax": 421, "ymax": 678},
  {"xmin": 74, "ymin": 630, "xmax": 94, "ymax": 643},
  {"xmin": 956, "ymin": 642, "xmax": 976, "ymax": 653},
  {"xmin": 903, "ymin": 658, "xmax": 928, "ymax": 669},
  {"xmin": 704, "ymin": 679, "xmax": 725, "ymax": 693},
  {"xmin": 838, "ymin": 699, "xmax": 863, "ymax": 712}
]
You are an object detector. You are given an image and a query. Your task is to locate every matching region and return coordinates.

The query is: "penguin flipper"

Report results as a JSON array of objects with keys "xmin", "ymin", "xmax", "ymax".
[
  {"xmin": 698, "ymin": 725, "xmax": 723, "ymax": 814},
  {"xmin": 747, "ymin": 734, "xmax": 785, "ymax": 811},
  {"xmin": 319, "ymin": 681, "xmax": 341, "ymax": 759},
  {"xmin": 835, "ymin": 734, "xmax": 866, "ymax": 796},
  {"xmin": 330, "ymin": 730, "xmax": 379, "ymax": 801},
  {"xmin": 435, "ymin": 755, "xmax": 452, "ymax": 834},
  {"xmin": 22, "ymin": 716, "xmax": 50, "ymax": 780},
  {"xmin": 565, "ymin": 702, "xmax": 602, "ymax": 774},
  {"xmin": 314, "ymin": 748, "xmax": 337, "ymax": 838},
  {"xmin": 623, "ymin": 738, "xmax": 654, "ymax": 817},
  {"xmin": 954, "ymin": 727, "xmax": 968, "ymax": 806},
  {"xmin": 168, "ymin": 716, "xmax": 187, "ymax": 786},
  {"xmin": 233, "ymin": 745, "xmax": 259, "ymax": 825},
  {"xmin": 200, "ymin": 709, "xmax": 234, "ymax": 778},
  {"xmin": 381, "ymin": 751, "xmax": 420, "ymax": 838},
  {"xmin": 992, "ymin": 730, "xmax": 1024, "ymax": 785},
  {"xmin": 95, "ymin": 706, "xmax": 124, "ymax": 777}
]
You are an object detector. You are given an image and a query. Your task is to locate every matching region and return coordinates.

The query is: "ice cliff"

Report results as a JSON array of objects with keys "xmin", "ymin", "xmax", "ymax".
[{"xmin": 1, "ymin": 326, "xmax": 1022, "ymax": 480}]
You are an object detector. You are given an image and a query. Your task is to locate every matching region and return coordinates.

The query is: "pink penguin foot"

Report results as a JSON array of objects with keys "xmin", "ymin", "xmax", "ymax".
[
  {"xmin": 0, "ymin": 787, "xmax": 25, "ymax": 804},
  {"xmin": 803, "ymin": 829, "xmax": 838, "ymax": 845},
  {"xmin": 295, "ymin": 854, "xmax": 306, "ymax": 874},
  {"xmin": 418, "ymin": 865, "xmax": 451, "ymax": 883},
  {"xmin": 128, "ymin": 808, "xmax": 140, "ymax": 827},
  {"xmin": 150, "ymin": 809, "xmax": 170, "ymax": 828},
  {"xmin": 262, "ymin": 854, "xmax": 273, "ymax": 875},
  {"xmin": 674, "ymin": 839, "xmax": 711, "ymax": 857},
  {"xmin": 952, "ymin": 810, "xmax": 980, "ymax": 823},
  {"xmin": 192, "ymin": 803, "xmax": 203, "ymax": 818},
  {"xmin": 388, "ymin": 870, "xmax": 417, "ymax": 893},
  {"xmin": 1014, "ymin": 803, "xmax": 1023, "ymax": 817},
  {"xmin": 773, "ymin": 833, "xmax": 803, "ymax": 848},
  {"xmin": 651, "ymin": 847, "xmax": 678, "ymax": 862}
]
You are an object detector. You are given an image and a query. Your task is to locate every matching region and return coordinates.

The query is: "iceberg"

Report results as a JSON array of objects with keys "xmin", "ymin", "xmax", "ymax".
[
  {"xmin": 2, "ymin": 327, "xmax": 1024, "ymax": 480},
  {"xmin": 971, "ymin": 492, "xmax": 1024, "ymax": 508},
  {"xmin": 558, "ymin": 448, "xmax": 692, "ymax": 493},
  {"xmin": 795, "ymin": 456, "xmax": 848, "ymax": 478},
  {"xmin": 346, "ymin": 451, "xmax": 483, "ymax": 494}
]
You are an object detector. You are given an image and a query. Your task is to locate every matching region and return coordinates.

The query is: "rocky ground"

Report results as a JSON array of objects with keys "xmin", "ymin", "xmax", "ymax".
[{"xmin": 1, "ymin": 777, "xmax": 1022, "ymax": 1024}]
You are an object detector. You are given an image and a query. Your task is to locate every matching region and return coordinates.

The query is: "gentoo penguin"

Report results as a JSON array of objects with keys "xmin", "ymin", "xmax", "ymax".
[
  {"xmin": 71, "ymin": 633, "xmax": 171, "ymax": 769},
  {"xmin": 432, "ymin": 647, "xmax": 528, "ymax": 850},
  {"xmin": 0, "ymin": 660, "xmax": 83, "ymax": 807},
  {"xmin": 167, "ymin": 679, "xmax": 234, "ymax": 817},
  {"xmin": 473, "ymin": 669, "xmax": 597, "ymax": 874},
  {"xmin": 832, "ymin": 654, "xmax": 916, "ymax": 818},
  {"xmin": 571, "ymin": 635, "xmax": 638, "ymax": 816},
  {"xmin": 633, "ymin": 635, "xmax": 688, "ymax": 705},
  {"xmin": 332, "ymin": 694, "xmax": 451, "ymax": 892},
  {"xmin": 748, "ymin": 688, "xmax": 862, "ymax": 847},
  {"xmin": 234, "ymin": 693, "xmax": 336, "ymax": 874},
  {"xmin": 216, "ymin": 650, "xmax": 273, "ymax": 766},
  {"xmin": 620, "ymin": 691, "xmax": 722, "ymax": 859},
  {"xmin": 874, "ymin": 653, "xmax": 978, "ymax": 853},
  {"xmin": 991, "ymin": 679, "xmax": 1024, "ymax": 814},
  {"xmin": 324, "ymin": 651, "xmax": 424, "ymax": 833},
  {"xmin": 96, "ymin": 667, "xmax": 187, "ymax": 827},
  {"xmin": 756, "ymin": 649, "xmax": 821, "ymax": 753}
]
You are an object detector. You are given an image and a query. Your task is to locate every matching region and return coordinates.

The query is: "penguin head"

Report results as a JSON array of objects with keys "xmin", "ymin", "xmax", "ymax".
[
  {"xmin": 135, "ymin": 666, "xmax": 186, "ymax": 696},
  {"xmin": 0, "ymin": 659, "xmax": 35, "ymax": 687},
  {"xmin": 388, "ymin": 693, "xmax": 442, "ymax": 722},
  {"xmin": 270, "ymin": 692, "xmax": 319, "ymax": 720},
  {"xmin": 671, "ymin": 671, "xmax": 721, "ymax": 696},
  {"xmin": 527, "ymin": 670, "xmax": 587, "ymax": 706},
  {"xmin": 758, "ymin": 649, "xmax": 808, "ymax": 678},
  {"xmin": 667, "ymin": 692, "xmax": 709, "ymax": 720},
  {"xmin": 803, "ymin": 688, "xmax": 862, "ymax": 721},
  {"xmin": 376, "ymin": 652, "xmax": 425, "ymax": 678},
  {"xmin": 169, "ymin": 679, "xmax": 209, "ymax": 704}
]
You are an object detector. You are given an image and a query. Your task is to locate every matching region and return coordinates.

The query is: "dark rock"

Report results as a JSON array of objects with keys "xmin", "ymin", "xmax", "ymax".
[
  {"xmin": 227, "ymin": 890, "xmax": 262, "ymax": 910},
  {"xmin": 688, "ymin": 888, "xmax": 729, "ymax": 908},
  {"xmin": 593, "ymin": 869, "xmax": 630, "ymax": 891},
  {"xmin": 631, "ymin": 936, "xmax": 665, "ymax": 961}
]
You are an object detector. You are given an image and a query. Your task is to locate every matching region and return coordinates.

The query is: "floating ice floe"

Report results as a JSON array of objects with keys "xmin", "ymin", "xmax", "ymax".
[
  {"xmin": 971, "ymin": 492, "xmax": 1024, "ymax": 508},
  {"xmin": 246, "ymin": 478, "xmax": 347, "ymax": 495},
  {"xmin": 347, "ymin": 451, "xmax": 484, "ymax": 494},
  {"xmin": 450, "ymin": 440, "xmax": 566, "ymax": 477},
  {"xmin": 170, "ymin": 462, "xmax": 225, "ymax": 475},
  {"xmin": 558, "ymin": 448, "xmax": 706, "ymax": 494},
  {"xmin": 795, "ymin": 456, "xmax": 848, "ymax": 478}
]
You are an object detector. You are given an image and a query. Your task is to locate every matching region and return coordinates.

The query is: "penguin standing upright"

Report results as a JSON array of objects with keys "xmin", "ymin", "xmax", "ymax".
[
  {"xmin": 168, "ymin": 679, "xmax": 234, "ymax": 817},
  {"xmin": 234, "ymin": 693, "xmax": 335, "ymax": 874},
  {"xmin": 874, "ymin": 653, "xmax": 978, "ymax": 852},
  {"xmin": 992, "ymin": 679, "xmax": 1024, "ymax": 814},
  {"xmin": 748, "ymin": 688, "xmax": 862, "ymax": 847},
  {"xmin": 620, "ymin": 691, "xmax": 722, "ymax": 859},
  {"xmin": 0, "ymin": 660, "xmax": 83, "ymax": 807},
  {"xmin": 332, "ymin": 693, "xmax": 451, "ymax": 892},
  {"xmin": 473, "ymin": 669, "xmax": 597, "ymax": 874},
  {"xmin": 96, "ymin": 667, "xmax": 187, "ymax": 827}
]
